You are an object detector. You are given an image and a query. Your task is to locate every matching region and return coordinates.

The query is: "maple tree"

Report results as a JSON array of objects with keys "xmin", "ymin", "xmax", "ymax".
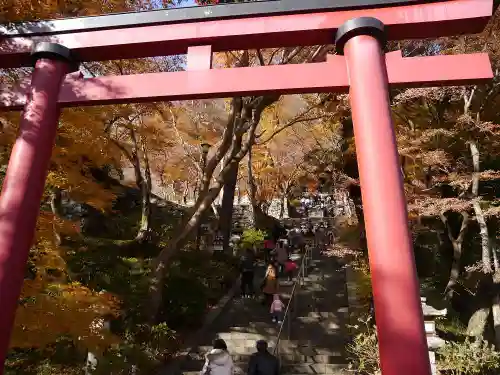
[
  {"xmin": 331, "ymin": 13, "xmax": 500, "ymax": 346},
  {"xmin": 0, "ymin": 1, "xmax": 188, "ymax": 370},
  {"xmin": 0, "ymin": 113, "xmax": 128, "ymax": 372},
  {"xmin": 0, "ymin": 1, "xmax": 499, "ymax": 372},
  {"xmin": 147, "ymin": 45, "xmax": 336, "ymax": 320},
  {"xmin": 242, "ymin": 98, "xmax": 338, "ymax": 218}
]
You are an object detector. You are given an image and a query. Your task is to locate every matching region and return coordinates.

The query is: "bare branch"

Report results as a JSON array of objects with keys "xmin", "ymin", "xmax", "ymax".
[
  {"xmin": 281, "ymin": 47, "xmax": 304, "ymax": 64},
  {"xmin": 257, "ymin": 95, "xmax": 331, "ymax": 145},
  {"xmin": 256, "ymin": 49, "xmax": 266, "ymax": 66},
  {"xmin": 167, "ymin": 108, "xmax": 202, "ymax": 172}
]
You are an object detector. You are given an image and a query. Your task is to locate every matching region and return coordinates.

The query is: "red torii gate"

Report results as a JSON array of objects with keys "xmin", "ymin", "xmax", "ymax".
[{"xmin": 0, "ymin": 0, "xmax": 493, "ymax": 374}]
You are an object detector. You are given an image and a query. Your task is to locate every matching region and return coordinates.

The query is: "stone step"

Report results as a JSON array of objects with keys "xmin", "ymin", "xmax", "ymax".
[
  {"xmin": 193, "ymin": 346, "xmax": 344, "ymax": 356},
  {"xmin": 178, "ymin": 252, "xmax": 350, "ymax": 375},
  {"xmin": 220, "ymin": 353, "xmax": 347, "ymax": 364},
  {"xmin": 182, "ymin": 362, "xmax": 348, "ymax": 375},
  {"xmin": 280, "ymin": 363, "xmax": 348, "ymax": 374},
  {"xmin": 184, "ymin": 371, "xmax": 348, "ymax": 375},
  {"xmin": 295, "ymin": 310, "xmax": 349, "ymax": 320},
  {"xmin": 281, "ymin": 291, "xmax": 347, "ymax": 301},
  {"xmin": 182, "ymin": 362, "xmax": 248, "ymax": 375},
  {"xmin": 195, "ymin": 336, "xmax": 347, "ymax": 352},
  {"xmin": 184, "ymin": 347, "xmax": 347, "ymax": 367}
]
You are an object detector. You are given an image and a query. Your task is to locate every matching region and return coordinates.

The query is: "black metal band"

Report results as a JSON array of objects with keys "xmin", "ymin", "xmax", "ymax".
[
  {"xmin": 31, "ymin": 42, "xmax": 78, "ymax": 71},
  {"xmin": 335, "ymin": 17, "xmax": 386, "ymax": 55},
  {"xmin": 0, "ymin": 1, "xmax": 431, "ymax": 37}
]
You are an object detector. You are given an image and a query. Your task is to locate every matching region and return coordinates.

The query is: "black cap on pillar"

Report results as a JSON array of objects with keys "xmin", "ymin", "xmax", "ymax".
[
  {"xmin": 335, "ymin": 17, "xmax": 386, "ymax": 55},
  {"xmin": 31, "ymin": 42, "xmax": 79, "ymax": 72}
]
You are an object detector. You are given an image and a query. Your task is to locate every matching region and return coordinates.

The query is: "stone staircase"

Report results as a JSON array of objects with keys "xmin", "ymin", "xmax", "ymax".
[
  {"xmin": 175, "ymin": 246, "xmax": 349, "ymax": 375},
  {"xmin": 278, "ymin": 252, "xmax": 349, "ymax": 375},
  {"xmin": 231, "ymin": 205, "xmax": 254, "ymax": 233}
]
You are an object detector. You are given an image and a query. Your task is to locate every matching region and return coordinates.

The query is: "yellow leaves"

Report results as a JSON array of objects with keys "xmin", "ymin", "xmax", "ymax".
[
  {"xmin": 35, "ymin": 211, "xmax": 76, "ymax": 243},
  {"xmin": 9, "ymin": 209, "xmax": 121, "ymax": 352},
  {"xmin": 12, "ymin": 279, "xmax": 121, "ymax": 353},
  {"xmin": 11, "ymin": 212, "xmax": 121, "ymax": 352}
]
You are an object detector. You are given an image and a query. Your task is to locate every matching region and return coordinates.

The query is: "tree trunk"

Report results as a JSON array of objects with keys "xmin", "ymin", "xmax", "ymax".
[
  {"xmin": 149, "ymin": 184, "xmax": 223, "ymax": 322},
  {"xmin": 492, "ymin": 270, "xmax": 500, "ymax": 347},
  {"xmin": 470, "ymin": 141, "xmax": 491, "ymax": 274},
  {"xmin": 474, "ymin": 200, "xmax": 492, "ymax": 273},
  {"xmin": 220, "ymin": 162, "xmax": 239, "ymax": 253},
  {"xmin": 467, "ymin": 306, "xmax": 490, "ymax": 337},
  {"xmin": 148, "ymin": 104, "xmax": 267, "ymax": 322},
  {"xmin": 440, "ymin": 211, "xmax": 469, "ymax": 301},
  {"xmin": 182, "ymin": 183, "xmax": 188, "ymax": 205},
  {"xmin": 217, "ymin": 156, "xmax": 225, "ymax": 206},
  {"xmin": 50, "ymin": 188, "xmax": 63, "ymax": 246},
  {"xmin": 247, "ymin": 146, "xmax": 259, "ymax": 223},
  {"xmin": 136, "ymin": 135, "xmax": 153, "ymax": 243},
  {"xmin": 129, "ymin": 129, "xmax": 144, "ymax": 190},
  {"xmin": 493, "ymin": 242, "xmax": 500, "ymax": 272},
  {"xmin": 279, "ymin": 194, "xmax": 285, "ymax": 219},
  {"xmin": 468, "ymin": 140, "xmax": 500, "ymax": 344},
  {"xmin": 149, "ymin": 154, "xmax": 251, "ymax": 322}
]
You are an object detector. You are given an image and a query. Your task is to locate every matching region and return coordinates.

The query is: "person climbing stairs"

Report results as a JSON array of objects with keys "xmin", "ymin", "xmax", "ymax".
[{"xmin": 168, "ymin": 244, "xmax": 349, "ymax": 375}]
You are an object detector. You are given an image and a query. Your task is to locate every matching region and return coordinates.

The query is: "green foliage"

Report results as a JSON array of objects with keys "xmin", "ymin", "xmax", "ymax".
[
  {"xmin": 159, "ymin": 251, "xmax": 238, "ymax": 327},
  {"xmin": 347, "ymin": 316, "xmax": 500, "ymax": 375},
  {"xmin": 5, "ymin": 338, "xmax": 83, "ymax": 375},
  {"xmin": 239, "ymin": 228, "xmax": 266, "ymax": 251},
  {"xmin": 346, "ymin": 316, "xmax": 380, "ymax": 375},
  {"xmin": 436, "ymin": 314, "xmax": 468, "ymax": 341},
  {"xmin": 350, "ymin": 259, "xmax": 373, "ymax": 310},
  {"xmin": 437, "ymin": 338, "xmax": 500, "ymax": 375},
  {"xmin": 93, "ymin": 323, "xmax": 177, "ymax": 375},
  {"xmin": 7, "ymin": 206, "xmax": 237, "ymax": 374}
]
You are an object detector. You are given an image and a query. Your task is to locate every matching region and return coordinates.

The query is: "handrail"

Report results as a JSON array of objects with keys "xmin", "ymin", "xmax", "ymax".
[{"xmin": 272, "ymin": 243, "xmax": 312, "ymax": 361}]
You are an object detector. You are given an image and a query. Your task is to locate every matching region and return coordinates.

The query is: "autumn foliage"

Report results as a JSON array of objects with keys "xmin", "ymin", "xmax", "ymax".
[{"xmin": 0, "ymin": 0, "xmax": 499, "ymax": 374}]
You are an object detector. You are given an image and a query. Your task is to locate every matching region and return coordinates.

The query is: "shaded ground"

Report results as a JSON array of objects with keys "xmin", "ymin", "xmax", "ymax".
[{"xmin": 172, "ymin": 248, "xmax": 349, "ymax": 375}]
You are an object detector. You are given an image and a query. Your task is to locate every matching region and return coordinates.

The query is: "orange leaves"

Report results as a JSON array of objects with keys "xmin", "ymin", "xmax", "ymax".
[
  {"xmin": 9, "ymin": 209, "xmax": 121, "ymax": 352},
  {"xmin": 0, "ymin": 0, "xmax": 132, "ymax": 23},
  {"xmin": 34, "ymin": 211, "xmax": 77, "ymax": 244},
  {"xmin": 11, "ymin": 280, "xmax": 121, "ymax": 352}
]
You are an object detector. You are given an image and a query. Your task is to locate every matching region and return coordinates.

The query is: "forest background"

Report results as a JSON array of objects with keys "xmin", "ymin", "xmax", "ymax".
[{"xmin": 0, "ymin": 0, "xmax": 500, "ymax": 374}]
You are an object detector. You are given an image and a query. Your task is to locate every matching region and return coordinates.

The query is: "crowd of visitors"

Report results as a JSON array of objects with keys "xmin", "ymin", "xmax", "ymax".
[
  {"xmin": 201, "ymin": 223, "xmax": 332, "ymax": 375},
  {"xmin": 298, "ymin": 192, "xmax": 336, "ymax": 217}
]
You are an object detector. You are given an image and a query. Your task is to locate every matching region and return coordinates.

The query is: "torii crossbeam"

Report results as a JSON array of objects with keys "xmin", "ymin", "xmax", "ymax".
[{"xmin": 0, "ymin": 1, "xmax": 494, "ymax": 374}]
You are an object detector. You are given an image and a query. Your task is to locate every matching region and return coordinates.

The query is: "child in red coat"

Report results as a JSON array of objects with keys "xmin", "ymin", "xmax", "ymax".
[{"xmin": 284, "ymin": 258, "xmax": 298, "ymax": 281}]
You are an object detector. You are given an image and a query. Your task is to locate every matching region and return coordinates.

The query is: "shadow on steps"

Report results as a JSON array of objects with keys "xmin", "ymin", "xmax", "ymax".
[{"xmin": 175, "ymin": 250, "xmax": 350, "ymax": 375}]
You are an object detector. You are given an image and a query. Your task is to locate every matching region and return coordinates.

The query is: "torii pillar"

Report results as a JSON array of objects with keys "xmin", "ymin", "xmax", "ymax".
[
  {"xmin": 0, "ymin": 1, "xmax": 493, "ymax": 373},
  {"xmin": 336, "ymin": 18, "xmax": 430, "ymax": 375},
  {"xmin": 0, "ymin": 43, "xmax": 75, "ymax": 366}
]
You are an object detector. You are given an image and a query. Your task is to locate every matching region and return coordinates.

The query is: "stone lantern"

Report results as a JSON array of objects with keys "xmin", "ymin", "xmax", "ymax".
[{"xmin": 421, "ymin": 297, "xmax": 447, "ymax": 375}]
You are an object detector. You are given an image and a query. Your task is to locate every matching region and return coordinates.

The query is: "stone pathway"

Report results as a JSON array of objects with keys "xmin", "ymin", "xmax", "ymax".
[
  {"xmin": 281, "ymin": 253, "xmax": 349, "ymax": 375},
  {"xmin": 177, "ymin": 249, "xmax": 349, "ymax": 375}
]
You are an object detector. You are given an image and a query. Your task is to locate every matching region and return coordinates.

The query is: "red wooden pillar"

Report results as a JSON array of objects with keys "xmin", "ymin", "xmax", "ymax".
[
  {"xmin": 0, "ymin": 42, "xmax": 75, "ymax": 371},
  {"xmin": 335, "ymin": 18, "xmax": 431, "ymax": 375}
]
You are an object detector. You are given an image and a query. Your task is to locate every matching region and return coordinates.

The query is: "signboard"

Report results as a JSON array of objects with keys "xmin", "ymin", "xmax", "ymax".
[
  {"xmin": 0, "ymin": 0, "xmax": 440, "ymax": 37},
  {"xmin": 213, "ymin": 233, "xmax": 224, "ymax": 251}
]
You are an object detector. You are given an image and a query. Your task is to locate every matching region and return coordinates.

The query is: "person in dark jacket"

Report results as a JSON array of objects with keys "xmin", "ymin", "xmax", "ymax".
[
  {"xmin": 247, "ymin": 340, "xmax": 280, "ymax": 375},
  {"xmin": 240, "ymin": 248, "xmax": 256, "ymax": 298}
]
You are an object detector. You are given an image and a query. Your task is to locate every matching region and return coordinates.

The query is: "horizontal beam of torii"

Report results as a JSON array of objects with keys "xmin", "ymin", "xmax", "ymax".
[
  {"xmin": 0, "ymin": 0, "xmax": 446, "ymax": 36},
  {"xmin": 0, "ymin": 0, "xmax": 492, "ymax": 68},
  {"xmin": 0, "ymin": 1, "xmax": 495, "ymax": 375},
  {"xmin": 0, "ymin": 50, "xmax": 493, "ymax": 109}
]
